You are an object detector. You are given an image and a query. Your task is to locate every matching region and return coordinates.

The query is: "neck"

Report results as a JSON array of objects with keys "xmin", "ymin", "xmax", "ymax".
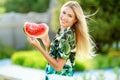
[
  {"xmin": 60, "ymin": 26, "xmax": 66, "ymax": 33},
  {"xmin": 61, "ymin": 26, "xmax": 71, "ymax": 31}
]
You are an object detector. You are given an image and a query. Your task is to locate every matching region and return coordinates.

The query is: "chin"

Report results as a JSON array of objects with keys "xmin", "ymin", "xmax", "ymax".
[{"xmin": 60, "ymin": 24, "xmax": 68, "ymax": 28}]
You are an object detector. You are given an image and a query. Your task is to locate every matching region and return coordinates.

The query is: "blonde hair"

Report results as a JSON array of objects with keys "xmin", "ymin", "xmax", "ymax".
[{"xmin": 62, "ymin": 1, "xmax": 95, "ymax": 58}]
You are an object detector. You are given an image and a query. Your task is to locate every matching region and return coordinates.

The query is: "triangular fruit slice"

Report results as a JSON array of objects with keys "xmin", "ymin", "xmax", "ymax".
[{"xmin": 23, "ymin": 22, "xmax": 49, "ymax": 38}]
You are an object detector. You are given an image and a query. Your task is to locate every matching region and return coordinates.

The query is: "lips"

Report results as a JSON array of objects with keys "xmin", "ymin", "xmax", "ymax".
[
  {"xmin": 61, "ymin": 21, "xmax": 65, "ymax": 24},
  {"xmin": 60, "ymin": 19, "xmax": 66, "ymax": 24}
]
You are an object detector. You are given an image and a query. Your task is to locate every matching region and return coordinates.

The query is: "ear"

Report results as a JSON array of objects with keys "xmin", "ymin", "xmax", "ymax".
[{"xmin": 74, "ymin": 18, "xmax": 77, "ymax": 24}]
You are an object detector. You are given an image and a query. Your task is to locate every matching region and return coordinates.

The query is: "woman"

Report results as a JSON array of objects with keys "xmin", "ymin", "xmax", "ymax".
[{"xmin": 27, "ymin": 1, "xmax": 95, "ymax": 80}]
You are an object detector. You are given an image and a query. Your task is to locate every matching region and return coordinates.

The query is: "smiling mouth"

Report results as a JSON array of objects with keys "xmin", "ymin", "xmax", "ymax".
[
  {"xmin": 61, "ymin": 21, "xmax": 65, "ymax": 24},
  {"xmin": 61, "ymin": 20, "xmax": 66, "ymax": 24}
]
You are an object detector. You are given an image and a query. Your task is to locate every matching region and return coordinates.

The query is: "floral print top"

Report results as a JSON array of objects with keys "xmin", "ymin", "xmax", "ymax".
[{"xmin": 45, "ymin": 27, "xmax": 76, "ymax": 76}]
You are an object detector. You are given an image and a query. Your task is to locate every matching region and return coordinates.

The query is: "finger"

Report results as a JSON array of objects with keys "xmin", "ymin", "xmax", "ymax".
[
  {"xmin": 27, "ymin": 37, "xmax": 38, "ymax": 44},
  {"xmin": 27, "ymin": 36, "xmax": 33, "ymax": 43}
]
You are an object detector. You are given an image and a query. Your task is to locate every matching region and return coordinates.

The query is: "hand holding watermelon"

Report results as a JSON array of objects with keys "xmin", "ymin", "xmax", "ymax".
[
  {"xmin": 23, "ymin": 22, "xmax": 50, "ymax": 51},
  {"xmin": 23, "ymin": 22, "xmax": 49, "ymax": 38}
]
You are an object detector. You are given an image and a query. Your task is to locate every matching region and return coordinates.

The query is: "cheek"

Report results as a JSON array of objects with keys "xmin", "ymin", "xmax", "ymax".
[
  {"xmin": 69, "ymin": 18, "xmax": 75, "ymax": 23},
  {"xmin": 71, "ymin": 17, "xmax": 77, "ymax": 23},
  {"xmin": 68, "ymin": 19, "xmax": 76, "ymax": 26}
]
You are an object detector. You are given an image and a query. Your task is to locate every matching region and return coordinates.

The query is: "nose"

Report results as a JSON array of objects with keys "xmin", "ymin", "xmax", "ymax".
[{"xmin": 62, "ymin": 15, "xmax": 67, "ymax": 20}]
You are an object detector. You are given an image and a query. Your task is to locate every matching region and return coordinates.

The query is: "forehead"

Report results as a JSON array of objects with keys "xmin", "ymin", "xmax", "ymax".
[{"xmin": 61, "ymin": 6, "xmax": 75, "ymax": 15}]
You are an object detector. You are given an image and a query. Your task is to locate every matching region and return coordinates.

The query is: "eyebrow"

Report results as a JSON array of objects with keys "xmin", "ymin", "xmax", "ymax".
[
  {"xmin": 68, "ymin": 13, "xmax": 72, "ymax": 17},
  {"xmin": 63, "ymin": 10, "xmax": 73, "ymax": 17}
]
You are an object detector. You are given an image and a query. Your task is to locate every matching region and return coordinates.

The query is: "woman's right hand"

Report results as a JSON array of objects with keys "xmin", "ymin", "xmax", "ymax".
[{"xmin": 27, "ymin": 36, "xmax": 41, "ymax": 49}]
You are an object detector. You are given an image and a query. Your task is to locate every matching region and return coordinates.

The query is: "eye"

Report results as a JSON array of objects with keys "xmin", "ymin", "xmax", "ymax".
[
  {"xmin": 68, "ymin": 14, "xmax": 72, "ymax": 18},
  {"xmin": 63, "ymin": 11, "xmax": 66, "ymax": 14}
]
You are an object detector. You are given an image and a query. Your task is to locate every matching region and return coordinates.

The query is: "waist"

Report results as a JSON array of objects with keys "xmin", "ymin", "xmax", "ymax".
[{"xmin": 46, "ymin": 65, "xmax": 74, "ymax": 76}]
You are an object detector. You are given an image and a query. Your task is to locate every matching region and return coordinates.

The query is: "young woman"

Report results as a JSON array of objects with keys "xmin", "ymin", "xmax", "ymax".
[{"xmin": 27, "ymin": 1, "xmax": 95, "ymax": 80}]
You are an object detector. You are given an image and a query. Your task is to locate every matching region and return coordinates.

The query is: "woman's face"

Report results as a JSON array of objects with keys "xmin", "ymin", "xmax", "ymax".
[{"xmin": 60, "ymin": 6, "xmax": 77, "ymax": 29}]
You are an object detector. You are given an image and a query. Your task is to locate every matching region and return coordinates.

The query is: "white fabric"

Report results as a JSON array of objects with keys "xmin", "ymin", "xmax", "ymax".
[{"xmin": 46, "ymin": 74, "xmax": 74, "ymax": 80}]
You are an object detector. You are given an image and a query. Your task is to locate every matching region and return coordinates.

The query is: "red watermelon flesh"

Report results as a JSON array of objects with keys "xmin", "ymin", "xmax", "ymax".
[{"xmin": 23, "ymin": 22, "xmax": 49, "ymax": 38}]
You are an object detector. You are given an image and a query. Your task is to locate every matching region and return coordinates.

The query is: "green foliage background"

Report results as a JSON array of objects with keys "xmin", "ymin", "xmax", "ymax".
[
  {"xmin": 11, "ymin": 50, "xmax": 47, "ymax": 69},
  {"xmin": 11, "ymin": 50, "xmax": 86, "ymax": 71},
  {"xmin": 4, "ymin": 0, "xmax": 50, "ymax": 13},
  {"xmin": 11, "ymin": 50, "xmax": 120, "ymax": 71},
  {"xmin": 0, "ymin": 41, "xmax": 15, "ymax": 59}
]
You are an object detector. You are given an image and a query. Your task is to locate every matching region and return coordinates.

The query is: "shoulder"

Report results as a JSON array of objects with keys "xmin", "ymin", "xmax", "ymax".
[{"xmin": 63, "ymin": 27, "xmax": 75, "ymax": 39}]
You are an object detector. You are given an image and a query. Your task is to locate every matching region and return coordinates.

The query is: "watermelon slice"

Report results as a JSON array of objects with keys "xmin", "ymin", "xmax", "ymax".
[{"xmin": 23, "ymin": 22, "xmax": 49, "ymax": 38}]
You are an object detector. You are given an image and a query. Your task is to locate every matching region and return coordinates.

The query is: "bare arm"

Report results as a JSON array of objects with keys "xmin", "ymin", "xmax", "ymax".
[{"xmin": 27, "ymin": 37, "xmax": 66, "ymax": 72}]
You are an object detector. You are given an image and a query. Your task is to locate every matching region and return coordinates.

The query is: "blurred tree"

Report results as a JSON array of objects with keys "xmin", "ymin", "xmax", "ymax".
[
  {"xmin": 0, "ymin": 0, "xmax": 6, "ymax": 13},
  {"xmin": 51, "ymin": 0, "xmax": 120, "ymax": 53},
  {"xmin": 88, "ymin": 0, "xmax": 120, "ymax": 53},
  {"xmin": 4, "ymin": 0, "xmax": 50, "ymax": 13}
]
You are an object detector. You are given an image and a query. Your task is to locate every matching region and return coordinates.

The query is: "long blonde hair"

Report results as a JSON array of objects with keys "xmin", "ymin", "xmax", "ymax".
[{"xmin": 62, "ymin": 1, "xmax": 95, "ymax": 58}]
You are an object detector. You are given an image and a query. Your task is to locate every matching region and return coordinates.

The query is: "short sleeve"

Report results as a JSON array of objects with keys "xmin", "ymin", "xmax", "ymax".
[
  {"xmin": 56, "ymin": 30, "xmax": 73, "ymax": 60},
  {"xmin": 57, "ymin": 38, "xmax": 71, "ymax": 60}
]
